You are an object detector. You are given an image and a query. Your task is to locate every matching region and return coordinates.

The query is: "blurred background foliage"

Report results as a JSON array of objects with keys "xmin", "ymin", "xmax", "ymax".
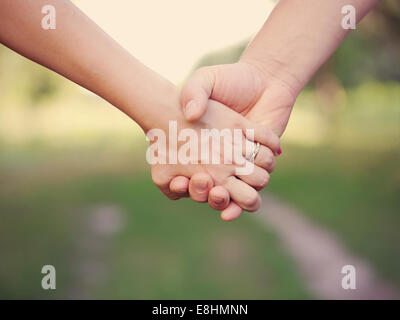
[{"xmin": 0, "ymin": 1, "xmax": 399, "ymax": 298}]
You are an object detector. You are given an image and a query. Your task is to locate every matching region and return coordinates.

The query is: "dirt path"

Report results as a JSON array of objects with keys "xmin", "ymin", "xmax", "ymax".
[
  {"xmin": 256, "ymin": 193, "xmax": 399, "ymax": 299},
  {"xmin": 68, "ymin": 204, "xmax": 125, "ymax": 299}
]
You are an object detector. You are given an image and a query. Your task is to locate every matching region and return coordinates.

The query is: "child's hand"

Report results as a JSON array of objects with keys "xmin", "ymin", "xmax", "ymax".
[{"xmin": 147, "ymin": 97, "xmax": 280, "ymax": 219}]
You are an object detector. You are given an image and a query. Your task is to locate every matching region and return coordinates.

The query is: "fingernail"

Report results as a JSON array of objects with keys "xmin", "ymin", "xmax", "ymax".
[
  {"xmin": 184, "ymin": 100, "xmax": 197, "ymax": 120},
  {"xmin": 177, "ymin": 182, "xmax": 188, "ymax": 192},
  {"xmin": 194, "ymin": 180, "xmax": 208, "ymax": 193},
  {"xmin": 277, "ymin": 148, "xmax": 282, "ymax": 156},
  {"xmin": 213, "ymin": 197, "xmax": 225, "ymax": 205}
]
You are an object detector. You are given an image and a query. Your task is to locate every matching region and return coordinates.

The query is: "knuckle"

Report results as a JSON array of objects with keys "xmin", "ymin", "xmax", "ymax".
[
  {"xmin": 264, "ymin": 156, "xmax": 273, "ymax": 167},
  {"xmin": 269, "ymin": 157, "xmax": 277, "ymax": 172},
  {"xmin": 259, "ymin": 127, "xmax": 271, "ymax": 142},
  {"xmin": 242, "ymin": 192, "xmax": 260, "ymax": 210},
  {"xmin": 262, "ymin": 155, "xmax": 275, "ymax": 171},
  {"xmin": 261, "ymin": 127, "xmax": 280, "ymax": 150},
  {"xmin": 257, "ymin": 171, "xmax": 270, "ymax": 189},
  {"xmin": 151, "ymin": 167, "xmax": 168, "ymax": 187},
  {"xmin": 253, "ymin": 174, "xmax": 269, "ymax": 191}
]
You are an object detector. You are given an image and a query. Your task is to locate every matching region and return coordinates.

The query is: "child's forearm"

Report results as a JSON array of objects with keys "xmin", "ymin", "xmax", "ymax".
[
  {"xmin": 0, "ymin": 0, "xmax": 177, "ymax": 131},
  {"xmin": 241, "ymin": 0, "xmax": 379, "ymax": 96}
]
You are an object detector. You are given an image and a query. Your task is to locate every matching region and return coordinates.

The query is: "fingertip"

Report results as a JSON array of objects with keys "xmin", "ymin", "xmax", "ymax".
[
  {"xmin": 208, "ymin": 186, "xmax": 230, "ymax": 210},
  {"xmin": 184, "ymin": 100, "xmax": 206, "ymax": 122},
  {"xmin": 169, "ymin": 176, "xmax": 189, "ymax": 194},
  {"xmin": 180, "ymin": 67, "xmax": 214, "ymax": 122},
  {"xmin": 189, "ymin": 172, "xmax": 213, "ymax": 202},
  {"xmin": 220, "ymin": 202, "xmax": 242, "ymax": 221},
  {"xmin": 244, "ymin": 193, "xmax": 261, "ymax": 212},
  {"xmin": 248, "ymin": 124, "xmax": 281, "ymax": 155}
]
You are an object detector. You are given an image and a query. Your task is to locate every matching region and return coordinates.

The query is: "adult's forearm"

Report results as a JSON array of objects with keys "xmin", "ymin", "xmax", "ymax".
[
  {"xmin": 0, "ymin": 0, "xmax": 177, "ymax": 131},
  {"xmin": 241, "ymin": 0, "xmax": 379, "ymax": 96}
]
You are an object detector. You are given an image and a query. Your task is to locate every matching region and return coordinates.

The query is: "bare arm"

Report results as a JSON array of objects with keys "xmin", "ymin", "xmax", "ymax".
[
  {"xmin": 179, "ymin": 0, "xmax": 379, "ymax": 134},
  {"xmin": 241, "ymin": 0, "xmax": 380, "ymax": 96},
  {"xmin": 175, "ymin": 0, "xmax": 380, "ymax": 210},
  {"xmin": 0, "ymin": 0, "xmax": 175, "ymax": 131},
  {"xmin": 0, "ymin": 0, "xmax": 281, "ymax": 219}
]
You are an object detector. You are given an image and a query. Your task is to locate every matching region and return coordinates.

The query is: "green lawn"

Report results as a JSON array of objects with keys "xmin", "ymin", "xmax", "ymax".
[
  {"xmin": 268, "ymin": 144, "xmax": 400, "ymax": 287},
  {"xmin": 0, "ymin": 148, "xmax": 309, "ymax": 299},
  {"xmin": 0, "ymin": 79, "xmax": 398, "ymax": 298}
]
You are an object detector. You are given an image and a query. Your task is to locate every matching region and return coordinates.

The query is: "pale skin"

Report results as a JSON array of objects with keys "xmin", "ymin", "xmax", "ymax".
[
  {"xmin": 172, "ymin": 0, "xmax": 380, "ymax": 215},
  {"xmin": 0, "ymin": 0, "xmax": 281, "ymax": 220}
]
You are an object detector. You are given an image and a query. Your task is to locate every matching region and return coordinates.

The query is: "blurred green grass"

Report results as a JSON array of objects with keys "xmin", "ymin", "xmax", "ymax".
[
  {"xmin": 0, "ymin": 148, "xmax": 309, "ymax": 299},
  {"xmin": 268, "ymin": 144, "xmax": 400, "ymax": 287},
  {"xmin": 1, "ymin": 10, "xmax": 399, "ymax": 298},
  {"xmin": 0, "ymin": 79, "xmax": 399, "ymax": 299}
]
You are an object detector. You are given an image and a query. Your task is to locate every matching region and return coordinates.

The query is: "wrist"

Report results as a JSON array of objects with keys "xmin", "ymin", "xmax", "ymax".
[
  {"xmin": 239, "ymin": 55, "xmax": 303, "ymax": 100},
  {"xmin": 236, "ymin": 59, "xmax": 297, "ymax": 137},
  {"xmin": 95, "ymin": 54, "xmax": 181, "ymax": 133},
  {"xmin": 135, "ymin": 83, "xmax": 182, "ymax": 133}
]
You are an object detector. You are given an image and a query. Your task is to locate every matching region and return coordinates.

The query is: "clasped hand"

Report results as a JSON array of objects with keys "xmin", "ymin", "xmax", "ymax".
[{"xmin": 150, "ymin": 61, "xmax": 295, "ymax": 221}]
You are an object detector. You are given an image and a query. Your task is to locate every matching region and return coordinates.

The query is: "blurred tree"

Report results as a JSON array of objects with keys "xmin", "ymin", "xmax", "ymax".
[
  {"xmin": 191, "ymin": 0, "xmax": 400, "ymax": 89},
  {"xmin": 0, "ymin": 44, "xmax": 62, "ymax": 107},
  {"xmin": 24, "ymin": 69, "xmax": 60, "ymax": 105}
]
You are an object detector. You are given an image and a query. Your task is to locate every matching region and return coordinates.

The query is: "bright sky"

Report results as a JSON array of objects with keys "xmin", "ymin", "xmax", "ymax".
[{"xmin": 76, "ymin": 0, "xmax": 275, "ymax": 84}]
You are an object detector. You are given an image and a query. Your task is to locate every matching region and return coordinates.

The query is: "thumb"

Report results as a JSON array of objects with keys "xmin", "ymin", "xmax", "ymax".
[{"xmin": 180, "ymin": 67, "xmax": 215, "ymax": 122}]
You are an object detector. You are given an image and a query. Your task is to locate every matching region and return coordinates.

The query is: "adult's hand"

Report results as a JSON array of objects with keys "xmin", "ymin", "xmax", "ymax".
[
  {"xmin": 169, "ymin": 0, "xmax": 379, "ymax": 218},
  {"xmin": 180, "ymin": 60, "xmax": 296, "ymax": 137},
  {"xmin": 168, "ymin": 61, "xmax": 294, "ymax": 221}
]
